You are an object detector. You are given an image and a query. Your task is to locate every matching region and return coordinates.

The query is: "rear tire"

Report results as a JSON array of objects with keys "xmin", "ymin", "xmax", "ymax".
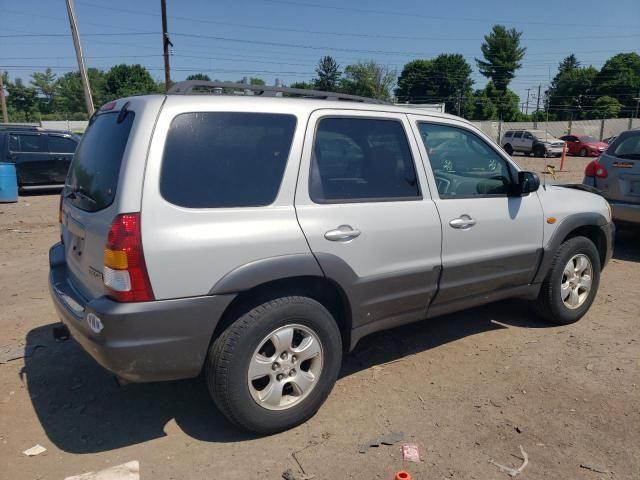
[
  {"xmin": 503, "ymin": 144, "xmax": 514, "ymax": 155},
  {"xmin": 535, "ymin": 236, "xmax": 600, "ymax": 325},
  {"xmin": 205, "ymin": 296, "xmax": 342, "ymax": 434}
]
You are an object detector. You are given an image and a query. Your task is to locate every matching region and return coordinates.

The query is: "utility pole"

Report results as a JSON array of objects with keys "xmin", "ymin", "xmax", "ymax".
[
  {"xmin": 525, "ymin": 88, "xmax": 531, "ymax": 115},
  {"xmin": 66, "ymin": 0, "xmax": 94, "ymax": 116},
  {"xmin": 534, "ymin": 84, "xmax": 541, "ymax": 129},
  {"xmin": 0, "ymin": 75, "xmax": 8, "ymax": 123},
  {"xmin": 161, "ymin": 0, "xmax": 172, "ymax": 91}
]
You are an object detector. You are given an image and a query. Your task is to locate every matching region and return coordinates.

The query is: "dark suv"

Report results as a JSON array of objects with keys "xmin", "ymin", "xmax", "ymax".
[{"xmin": 0, "ymin": 125, "xmax": 79, "ymax": 190}]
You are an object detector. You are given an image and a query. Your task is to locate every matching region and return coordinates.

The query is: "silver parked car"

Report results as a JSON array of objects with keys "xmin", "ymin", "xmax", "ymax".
[
  {"xmin": 50, "ymin": 81, "xmax": 614, "ymax": 434},
  {"xmin": 583, "ymin": 128, "xmax": 640, "ymax": 224}
]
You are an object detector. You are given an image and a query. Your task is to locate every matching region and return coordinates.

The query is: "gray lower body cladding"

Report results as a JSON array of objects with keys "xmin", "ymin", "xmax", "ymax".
[
  {"xmin": 610, "ymin": 201, "xmax": 640, "ymax": 224},
  {"xmin": 49, "ymin": 243, "xmax": 235, "ymax": 382}
]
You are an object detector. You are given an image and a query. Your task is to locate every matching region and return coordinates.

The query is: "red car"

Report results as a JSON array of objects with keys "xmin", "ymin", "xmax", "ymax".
[{"xmin": 559, "ymin": 135, "xmax": 608, "ymax": 157}]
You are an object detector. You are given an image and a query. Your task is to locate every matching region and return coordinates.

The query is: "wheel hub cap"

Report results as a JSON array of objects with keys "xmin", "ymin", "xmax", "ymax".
[
  {"xmin": 248, "ymin": 324, "xmax": 323, "ymax": 411},
  {"xmin": 561, "ymin": 253, "xmax": 593, "ymax": 309}
]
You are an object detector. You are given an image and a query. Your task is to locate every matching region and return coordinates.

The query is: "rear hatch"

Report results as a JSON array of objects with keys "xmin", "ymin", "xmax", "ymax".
[
  {"xmin": 60, "ymin": 105, "xmax": 137, "ymax": 300},
  {"xmin": 597, "ymin": 132, "xmax": 640, "ymax": 204}
]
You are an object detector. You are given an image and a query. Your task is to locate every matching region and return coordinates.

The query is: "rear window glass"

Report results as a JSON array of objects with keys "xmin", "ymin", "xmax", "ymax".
[
  {"xmin": 49, "ymin": 135, "xmax": 77, "ymax": 153},
  {"xmin": 67, "ymin": 111, "xmax": 135, "ymax": 212},
  {"xmin": 160, "ymin": 112, "xmax": 296, "ymax": 208},
  {"xmin": 610, "ymin": 133, "xmax": 640, "ymax": 159}
]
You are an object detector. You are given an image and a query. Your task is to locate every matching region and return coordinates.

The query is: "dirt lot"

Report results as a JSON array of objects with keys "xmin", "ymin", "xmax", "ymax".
[{"xmin": 1, "ymin": 157, "xmax": 638, "ymax": 480}]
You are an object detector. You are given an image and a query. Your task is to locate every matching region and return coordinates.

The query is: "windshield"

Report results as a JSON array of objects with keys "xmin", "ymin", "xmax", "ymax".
[
  {"xmin": 579, "ymin": 136, "xmax": 597, "ymax": 143},
  {"xmin": 67, "ymin": 111, "xmax": 135, "ymax": 212}
]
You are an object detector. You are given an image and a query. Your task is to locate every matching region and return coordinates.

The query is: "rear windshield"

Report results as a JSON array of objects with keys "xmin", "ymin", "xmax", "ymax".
[
  {"xmin": 160, "ymin": 112, "xmax": 296, "ymax": 208},
  {"xmin": 67, "ymin": 111, "xmax": 135, "ymax": 212},
  {"xmin": 609, "ymin": 133, "xmax": 640, "ymax": 159}
]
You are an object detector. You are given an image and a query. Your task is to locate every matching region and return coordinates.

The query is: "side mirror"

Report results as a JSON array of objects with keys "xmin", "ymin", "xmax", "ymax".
[{"xmin": 514, "ymin": 171, "xmax": 540, "ymax": 195}]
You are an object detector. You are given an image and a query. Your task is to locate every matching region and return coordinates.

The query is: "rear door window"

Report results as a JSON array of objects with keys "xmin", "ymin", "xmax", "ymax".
[
  {"xmin": 48, "ymin": 135, "xmax": 78, "ymax": 153},
  {"xmin": 160, "ymin": 112, "xmax": 297, "ymax": 208},
  {"xmin": 309, "ymin": 117, "xmax": 420, "ymax": 203},
  {"xmin": 10, "ymin": 134, "xmax": 48, "ymax": 153},
  {"xmin": 67, "ymin": 111, "xmax": 135, "ymax": 212}
]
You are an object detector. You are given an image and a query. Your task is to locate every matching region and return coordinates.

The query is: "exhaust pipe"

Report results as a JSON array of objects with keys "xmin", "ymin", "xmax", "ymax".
[{"xmin": 52, "ymin": 324, "xmax": 70, "ymax": 341}]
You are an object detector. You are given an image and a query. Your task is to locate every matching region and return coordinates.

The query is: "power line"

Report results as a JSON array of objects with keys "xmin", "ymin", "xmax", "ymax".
[{"xmin": 262, "ymin": 0, "xmax": 639, "ymax": 29}]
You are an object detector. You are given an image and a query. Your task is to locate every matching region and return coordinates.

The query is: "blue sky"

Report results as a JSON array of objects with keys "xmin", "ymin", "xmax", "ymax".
[{"xmin": 1, "ymin": 0, "xmax": 639, "ymax": 108}]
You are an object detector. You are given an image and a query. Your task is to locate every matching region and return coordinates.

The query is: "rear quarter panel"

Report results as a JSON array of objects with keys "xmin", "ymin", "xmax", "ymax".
[{"xmin": 140, "ymin": 97, "xmax": 313, "ymax": 300}]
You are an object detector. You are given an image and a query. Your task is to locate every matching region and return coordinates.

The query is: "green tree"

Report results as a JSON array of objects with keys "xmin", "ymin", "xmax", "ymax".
[
  {"xmin": 56, "ymin": 68, "xmax": 106, "ymax": 116},
  {"xmin": 592, "ymin": 96, "xmax": 622, "ymax": 118},
  {"xmin": 30, "ymin": 68, "xmax": 57, "ymax": 114},
  {"xmin": 186, "ymin": 73, "xmax": 211, "ymax": 81},
  {"xmin": 396, "ymin": 54, "xmax": 474, "ymax": 116},
  {"xmin": 547, "ymin": 66, "xmax": 598, "ymax": 120},
  {"xmin": 469, "ymin": 88, "xmax": 497, "ymax": 120},
  {"xmin": 5, "ymin": 77, "xmax": 39, "ymax": 121},
  {"xmin": 557, "ymin": 54, "xmax": 581, "ymax": 75},
  {"xmin": 288, "ymin": 81, "xmax": 315, "ymax": 90},
  {"xmin": 475, "ymin": 25, "xmax": 526, "ymax": 91},
  {"xmin": 314, "ymin": 56, "xmax": 341, "ymax": 92},
  {"xmin": 595, "ymin": 52, "xmax": 640, "ymax": 116},
  {"xmin": 103, "ymin": 64, "xmax": 159, "ymax": 101},
  {"xmin": 341, "ymin": 61, "xmax": 395, "ymax": 101}
]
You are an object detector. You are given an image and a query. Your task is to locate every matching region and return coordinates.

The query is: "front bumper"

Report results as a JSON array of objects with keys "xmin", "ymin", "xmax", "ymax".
[
  {"xmin": 610, "ymin": 201, "xmax": 640, "ymax": 224},
  {"xmin": 48, "ymin": 243, "xmax": 236, "ymax": 382}
]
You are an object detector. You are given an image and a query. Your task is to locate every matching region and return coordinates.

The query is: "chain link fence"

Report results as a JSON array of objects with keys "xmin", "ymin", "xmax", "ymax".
[{"xmin": 472, "ymin": 117, "xmax": 639, "ymax": 143}]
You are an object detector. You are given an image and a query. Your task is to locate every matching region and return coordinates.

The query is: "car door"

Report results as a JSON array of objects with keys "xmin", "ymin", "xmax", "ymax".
[
  {"xmin": 409, "ymin": 117, "xmax": 543, "ymax": 309},
  {"xmin": 522, "ymin": 131, "xmax": 534, "ymax": 153},
  {"xmin": 295, "ymin": 110, "xmax": 442, "ymax": 336},
  {"xmin": 512, "ymin": 130, "xmax": 524, "ymax": 151},
  {"xmin": 564, "ymin": 135, "xmax": 579, "ymax": 155},
  {"xmin": 47, "ymin": 134, "xmax": 78, "ymax": 183},
  {"xmin": 7, "ymin": 132, "xmax": 51, "ymax": 186}
]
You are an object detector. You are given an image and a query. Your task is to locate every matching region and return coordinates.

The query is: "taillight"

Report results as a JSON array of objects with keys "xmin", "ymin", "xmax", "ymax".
[
  {"xmin": 103, "ymin": 213, "xmax": 154, "ymax": 302},
  {"xmin": 584, "ymin": 161, "xmax": 608, "ymax": 179}
]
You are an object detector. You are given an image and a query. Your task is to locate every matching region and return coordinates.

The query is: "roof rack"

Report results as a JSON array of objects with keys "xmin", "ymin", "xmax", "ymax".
[
  {"xmin": 0, "ymin": 123, "xmax": 41, "ymax": 131},
  {"xmin": 167, "ymin": 81, "xmax": 390, "ymax": 105}
]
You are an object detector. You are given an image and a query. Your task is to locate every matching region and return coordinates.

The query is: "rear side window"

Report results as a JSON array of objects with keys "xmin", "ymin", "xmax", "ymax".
[
  {"xmin": 67, "ymin": 111, "xmax": 135, "ymax": 212},
  {"xmin": 48, "ymin": 135, "xmax": 77, "ymax": 153},
  {"xmin": 513, "ymin": 131, "xmax": 523, "ymax": 139},
  {"xmin": 310, "ymin": 117, "xmax": 420, "ymax": 203},
  {"xmin": 160, "ymin": 112, "xmax": 296, "ymax": 208},
  {"xmin": 9, "ymin": 134, "xmax": 48, "ymax": 153}
]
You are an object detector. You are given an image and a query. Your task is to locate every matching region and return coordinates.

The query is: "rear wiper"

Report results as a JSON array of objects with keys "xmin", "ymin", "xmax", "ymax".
[{"xmin": 67, "ymin": 187, "xmax": 97, "ymax": 206}]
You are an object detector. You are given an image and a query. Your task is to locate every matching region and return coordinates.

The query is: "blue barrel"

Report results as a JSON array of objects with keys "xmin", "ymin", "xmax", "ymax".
[{"xmin": 0, "ymin": 162, "xmax": 18, "ymax": 203}]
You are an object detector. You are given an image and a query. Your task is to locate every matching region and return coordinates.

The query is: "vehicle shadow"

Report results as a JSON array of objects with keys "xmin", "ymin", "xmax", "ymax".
[
  {"xmin": 24, "ymin": 300, "xmax": 551, "ymax": 453},
  {"xmin": 613, "ymin": 224, "xmax": 640, "ymax": 263}
]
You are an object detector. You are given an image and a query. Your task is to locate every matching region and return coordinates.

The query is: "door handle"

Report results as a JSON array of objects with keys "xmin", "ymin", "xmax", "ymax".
[
  {"xmin": 449, "ymin": 215, "xmax": 476, "ymax": 229},
  {"xmin": 324, "ymin": 225, "xmax": 361, "ymax": 241}
]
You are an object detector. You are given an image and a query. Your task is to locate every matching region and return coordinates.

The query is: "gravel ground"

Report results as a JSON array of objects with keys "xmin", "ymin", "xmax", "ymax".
[{"xmin": 1, "ymin": 170, "xmax": 638, "ymax": 479}]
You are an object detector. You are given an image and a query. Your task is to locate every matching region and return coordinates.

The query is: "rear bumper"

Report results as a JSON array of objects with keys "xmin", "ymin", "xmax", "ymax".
[
  {"xmin": 48, "ymin": 243, "xmax": 236, "ymax": 382},
  {"xmin": 610, "ymin": 201, "xmax": 640, "ymax": 224}
]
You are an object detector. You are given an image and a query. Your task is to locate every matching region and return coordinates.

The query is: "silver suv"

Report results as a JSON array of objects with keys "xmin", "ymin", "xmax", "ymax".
[
  {"xmin": 501, "ymin": 129, "xmax": 565, "ymax": 157},
  {"xmin": 49, "ymin": 81, "xmax": 614, "ymax": 434}
]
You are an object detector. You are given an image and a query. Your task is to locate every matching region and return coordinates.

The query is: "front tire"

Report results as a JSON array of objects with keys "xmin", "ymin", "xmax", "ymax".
[
  {"xmin": 536, "ymin": 236, "xmax": 600, "ymax": 325},
  {"xmin": 206, "ymin": 296, "xmax": 342, "ymax": 434},
  {"xmin": 533, "ymin": 145, "xmax": 546, "ymax": 157},
  {"xmin": 579, "ymin": 147, "xmax": 588, "ymax": 157}
]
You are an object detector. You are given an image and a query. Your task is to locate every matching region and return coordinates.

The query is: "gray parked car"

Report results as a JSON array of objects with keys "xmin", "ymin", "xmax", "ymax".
[
  {"xmin": 583, "ymin": 129, "xmax": 640, "ymax": 224},
  {"xmin": 49, "ymin": 82, "xmax": 614, "ymax": 434}
]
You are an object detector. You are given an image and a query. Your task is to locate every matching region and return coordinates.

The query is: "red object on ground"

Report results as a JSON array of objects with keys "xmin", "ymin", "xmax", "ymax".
[
  {"xmin": 395, "ymin": 471, "xmax": 412, "ymax": 480},
  {"xmin": 560, "ymin": 142, "xmax": 567, "ymax": 171}
]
